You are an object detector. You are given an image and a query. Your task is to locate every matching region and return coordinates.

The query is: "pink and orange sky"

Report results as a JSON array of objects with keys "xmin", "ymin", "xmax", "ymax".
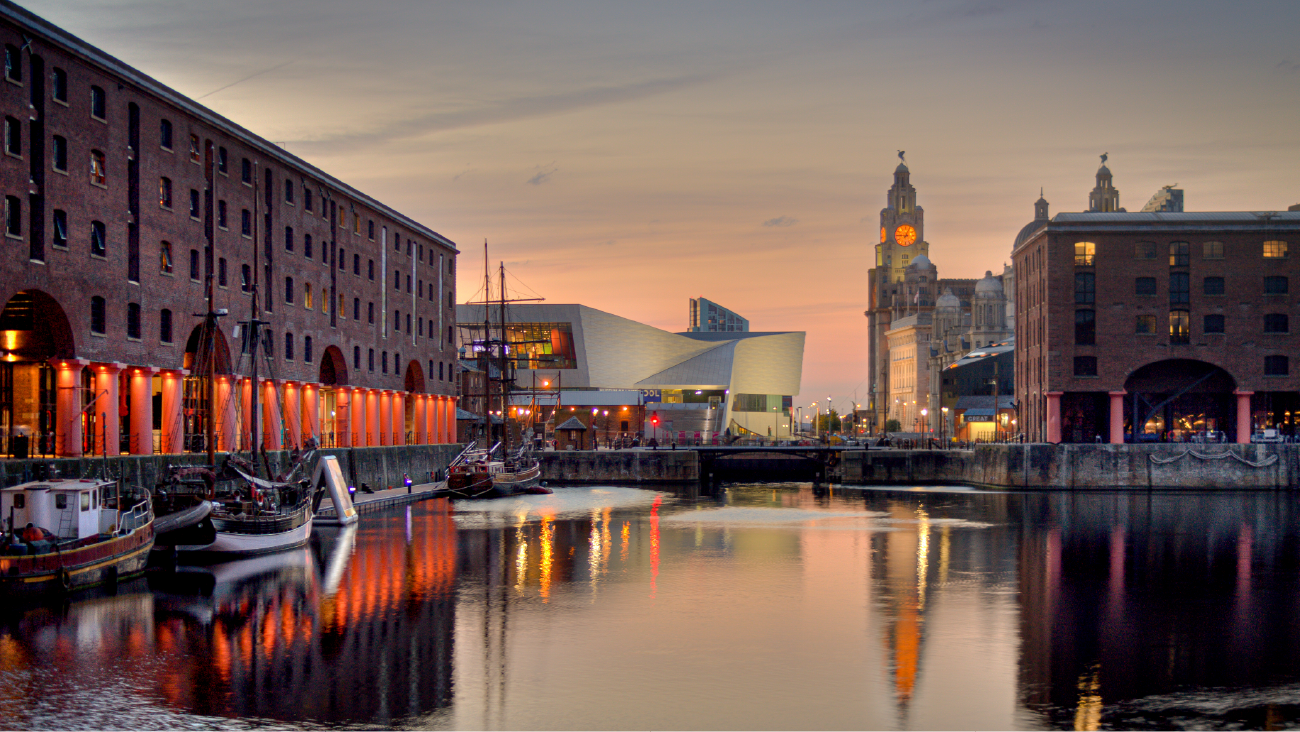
[{"xmin": 25, "ymin": 0, "xmax": 1300, "ymax": 408}]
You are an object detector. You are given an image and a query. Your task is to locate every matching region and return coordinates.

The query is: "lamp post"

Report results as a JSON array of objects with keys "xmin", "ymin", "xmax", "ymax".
[
  {"xmin": 941, "ymin": 406, "xmax": 949, "ymax": 447},
  {"xmin": 591, "ymin": 407, "xmax": 598, "ymax": 450},
  {"xmin": 921, "ymin": 408, "xmax": 928, "ymax": 446}
]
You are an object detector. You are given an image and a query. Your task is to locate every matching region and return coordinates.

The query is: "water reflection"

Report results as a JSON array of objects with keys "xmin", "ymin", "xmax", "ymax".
[{"xmin": 0, "ymin": 486, "xmax": 1298, "ymax": 729}]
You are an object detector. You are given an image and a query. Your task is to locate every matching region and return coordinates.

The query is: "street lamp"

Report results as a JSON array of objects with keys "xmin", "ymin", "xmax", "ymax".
[
  {"xmin": 921, "ymin": 407, "xmax": 928, "ymax": 442},
  {"xmin": 941, "ymin": 406, "xmax": 949, "ymax": 447}
]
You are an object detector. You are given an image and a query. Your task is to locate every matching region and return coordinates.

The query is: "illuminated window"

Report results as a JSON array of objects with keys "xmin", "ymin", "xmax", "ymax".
[
  {"xmin": 1169, "ymin": 310, "xmax": 1190, "ymax": 344},
  {"xmin": 1136, "ymin": 314, "xmax": 1157, "ymax": 334},
  {"xmin": 1074, "ymin": 242, "xmax": 1095, "ymax": 266},
  {"xmin": 160, "ymin": 241, "xmax": 173, "ymax": 273},
  {"xmin": 1264, "ymin": 241, "xmax": 1288, "ymax": 258},
  {"xmin": 159, "ymin": 177, "xmax": 172, "ymax": 208},
  {"xmin": 90, "ymin": 150, "xmax": 106, "ymax": 185},
  {"xmin": 189, "ymin": 134, "xmax": 200, "ymax": 163},
  {"xmin": 304, "ymin": 282, "xmax": 312, "ymax": 309},
  {"xmin": 1169, "ymin": 241, "xmax": 1189, "ymax": 267}
]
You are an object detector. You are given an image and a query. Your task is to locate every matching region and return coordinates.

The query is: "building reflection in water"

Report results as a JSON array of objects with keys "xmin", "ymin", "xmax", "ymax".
[{"xmin": 1014, "ymin": 492, "xmax": 1300, "ymax": 729}]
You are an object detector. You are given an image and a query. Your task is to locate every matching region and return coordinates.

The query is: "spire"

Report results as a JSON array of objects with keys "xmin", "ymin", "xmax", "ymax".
[{"xmin": 1034, "ymin": 190, "xmax": 1049, "ymax": 221}]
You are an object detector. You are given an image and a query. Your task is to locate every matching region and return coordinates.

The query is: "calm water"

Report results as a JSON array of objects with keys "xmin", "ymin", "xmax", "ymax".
[{"xmin": 2, "ymin": 484, "xmax": 1300, "ymax": 730}]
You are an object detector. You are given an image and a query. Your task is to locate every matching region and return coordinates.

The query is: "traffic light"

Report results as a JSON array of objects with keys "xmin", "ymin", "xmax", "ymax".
[{"xmin": 651, "ymin": 412, "xmax": 659, "ymax": 427}]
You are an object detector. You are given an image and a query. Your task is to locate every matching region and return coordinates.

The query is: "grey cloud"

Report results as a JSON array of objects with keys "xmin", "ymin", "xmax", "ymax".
[
  {"xmin": 762, "ymin": 216, "xmax": 798, "ymax": 227},
  {"xmin": 527, "ymin": 163, "xmax": 559, "ymax": 186}
]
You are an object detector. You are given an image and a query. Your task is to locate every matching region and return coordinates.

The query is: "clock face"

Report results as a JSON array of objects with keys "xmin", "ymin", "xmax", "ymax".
[
  {"xmin": 880, "ymin": 226, "xmax": 887, "ymax": 244},
  {"xmin": 895, "ymin": 224, "xmax": 917, "ymax": 247}
]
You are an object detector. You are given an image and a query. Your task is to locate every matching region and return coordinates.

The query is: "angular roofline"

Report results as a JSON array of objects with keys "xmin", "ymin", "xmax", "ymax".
[{"xmin": 0, "ymin": 0, "xmax": 457, "ymax": 251}]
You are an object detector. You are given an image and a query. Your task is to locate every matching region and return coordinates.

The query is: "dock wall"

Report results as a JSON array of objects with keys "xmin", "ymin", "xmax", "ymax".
[
  {"xmin": 0, "ymin": 444, "xmax": 465, "ymax": 492},
  {"xmin": 539, "ymin": 450, "xmax": 698, "ymax": 484}
]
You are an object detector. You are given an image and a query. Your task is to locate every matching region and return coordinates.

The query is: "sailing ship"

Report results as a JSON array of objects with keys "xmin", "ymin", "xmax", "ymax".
[
  {"xmin": 0, "ymin": 467, "xmax": 154, "ymax": 595},
  {"xmin": 445, "ymin": 245, "xmax": 545, "ymax": 499},
  {"xmin": 161, "ymin": 192, "xmax": 324, "ymax": 556}
]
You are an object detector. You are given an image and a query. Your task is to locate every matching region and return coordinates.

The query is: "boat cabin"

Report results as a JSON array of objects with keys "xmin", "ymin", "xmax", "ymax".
[{"xmin": 1, "ymin": 478, "xmax": 120, "ymax": 543}]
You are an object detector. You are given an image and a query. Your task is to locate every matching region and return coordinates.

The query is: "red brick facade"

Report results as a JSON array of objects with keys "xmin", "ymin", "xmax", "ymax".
[
  {"xmin": 1014, "ymin": 210, "xmax": 1300, "ymax": 444},
  {"xmin": 0, "ymin": 4, "xmax": 459, "ymax": 457}
]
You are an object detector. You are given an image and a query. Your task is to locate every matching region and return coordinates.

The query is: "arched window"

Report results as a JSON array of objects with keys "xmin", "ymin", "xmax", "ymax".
[
  {"xmin": 303, "ymin": 234, "xmax": 313, "ymax": 259},
  {"xmin": 284, "ymin": 332, "xmax": 294, "ymax": 361},
  {"xmin": 304, "ymin": 282, "xmax": 313, "ymax": 310},
  {"xmin": 160, "ymin": 119, "xmax": 173, "ymax": 149},
  {"xmin": 1169, "ymin": 310, "xmax": 1190, "ymax": 344},
  {"xmin": 284, "ymin": 226, "xmax": 293, "ymax": 252},
  {"xmin": 1074, "ymin": 242, "xmax": 1095, "ymax": 266},
  {"xmin": 284, "ymin": 276, "xmax": 294, "ymax": 304}
]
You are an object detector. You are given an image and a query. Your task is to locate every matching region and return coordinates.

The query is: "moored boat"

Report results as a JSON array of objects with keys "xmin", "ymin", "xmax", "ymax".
[
  {"xmin": 0, "ymin": 475, "xmax": 154, "ymax": 596},
  {"xmin": 446, "ymin": 443, "xmax": 545, "ymax": 499}
]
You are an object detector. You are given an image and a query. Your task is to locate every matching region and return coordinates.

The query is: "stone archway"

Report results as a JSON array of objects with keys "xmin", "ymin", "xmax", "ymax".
[
  {"xmin": 1122, "ymin": 359, "xmax": 1238, "ymax": 441},
  {"xmin": 317, "ymin": 346, "xmax": 349, "ymax": 448},
  {"xmin": 403, "ymin": 361, "xmax": 426, "ymax": 444},
  {"xmin": 0, "ymin": 290, "xmax": 76, "ymax": 457},
  {"xmin": 180, "ymin": 321, "xmax": 234, "ymax": 452}
]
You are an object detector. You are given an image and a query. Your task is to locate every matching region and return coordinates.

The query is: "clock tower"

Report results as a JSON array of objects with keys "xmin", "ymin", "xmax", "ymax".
[{"xmin": 876, "ymin": 158, "xmax": 929, "ymax": 284}]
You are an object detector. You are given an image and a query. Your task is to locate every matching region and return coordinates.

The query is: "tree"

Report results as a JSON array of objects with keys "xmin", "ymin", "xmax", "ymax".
[
  {"xmin": 884, "ymin": 419, "xmax": 901, "ymax": 433},
  {"xmin": 815, "ymin": 410, "xmax": 842, "ymax": 433}
]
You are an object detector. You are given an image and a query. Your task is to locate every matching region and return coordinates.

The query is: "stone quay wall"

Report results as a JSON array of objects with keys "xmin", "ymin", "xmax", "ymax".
[
  {"xmin": 539, "ymin": 450, "xmax": 698, "ymax": 484},
  {"xmin": 842, "ymin": 443, "xmax": 1300, "ymax": 490},
  {"xmin": 0, "ymin": 444, "xmax": 465, "ymax": 492}
]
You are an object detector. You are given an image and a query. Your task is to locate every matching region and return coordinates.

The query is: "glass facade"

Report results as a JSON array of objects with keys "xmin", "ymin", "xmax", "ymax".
[{"xmin": 503, "ymin": 322, "xmax": 577, "ymax": 370}]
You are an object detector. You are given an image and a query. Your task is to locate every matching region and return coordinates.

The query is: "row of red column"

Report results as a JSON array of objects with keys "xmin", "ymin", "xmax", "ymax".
[
  {"xmin": 50, "ymin": 359, "xmax": 457, "ymax": 457},
  {"xmin": 1044, "ymin": 389, "xmax": 1256, "ymax": 445}
]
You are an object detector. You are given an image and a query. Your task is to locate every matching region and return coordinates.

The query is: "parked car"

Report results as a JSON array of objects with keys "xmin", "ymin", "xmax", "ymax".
[{"xmin": 1251, "ymin": 429, "xmax": 1285, "ymax": 444}]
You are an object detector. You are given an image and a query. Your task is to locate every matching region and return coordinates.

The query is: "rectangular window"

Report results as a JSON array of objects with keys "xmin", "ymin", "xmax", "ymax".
[
  {"xmin": 241, "ymin": 264, "xmax": 251, "ymax": 292},
  {"xmin": 90, "ymin": 150, "xmax": 106, "ymax": 185},
  {"xmin": 1170, "ymin": 310, "xmax": 1190, "ymax": 344},
  {"xmin": 4, "ymin": 195, "xmax": 19, "ymax": 237},
  {"xmin": 284, "ymin": 226, "xmax": 294, "ymax": 252},
  {"xmin": 1264, "ymin": 276, "xmax": 1288, "ymax": 295},
  {"xmin": 53, "ymin": 209, "xmax": 67, "ymax": 248},
  {"xmin": 1264, "ymin": 313, "xmax": 1288, "ymax": 333},
  {"xmin": 90, "ymin": 221, "xmax": 106, "ymax": 257},
  {"xmin": 1169, "ymin": 272, "xmax": 1189, "ymax": 304},
  {"xmin": 159, "ymin": 177, "xmax": 172, "ymax": 208},
  {"xmin": 1203, "ymin": 241, "xmax": 1223, "ymax": 259},
  {"xmin": 382, "ymin": 351, "xmax": 388, "ymax": 373},
  {"xmin": 90, "ymin": 296, "xmax": 105, "ymax": 335},
  {"xmin": 1072, "ymin": 272, "xmax": 1094, "ymax": 303},
  {"xmin": 353, "ymin": 253, "xmax": 360, "ymax": 276},
  {"xmin": 1203, "ymin": 276, "xmax": 1224, "ymax": 296},
  {"xmin": 218, "ymin": 147, "xmax": 228, "ymax": 174},
  {"xmin": 160, "ymin": 309, "xmax": 173, "ymax": 343},
  {"xmin": 368, "ymin": 349, "xmax": 374, "ymax": 372},
  {"xmin": 1169, "ymin": 241, "xmax": 1189, "ymax": 267},
  {"xmin": 1074, "ymin": 310, "xmax": 1095, "ymax": 345},
  {"xmin": 1135, "ymin": 314, "xmax": 1157, "ymax": 334},
  {"xmin": 368, "ymin": 302, "xmax": 374, "ymax": 324},
  {"xmin": 305, "ymin": 283, "xmax": 313, "ymax": 310},
  {"xmin": 127, "ymin": 302, "xmax": 141, "ymax": 340},
  {"xmin": 1134, "ymin": 241, "xmax": 1157, "ymax": 259},
  {"xmin": 285, "ymin": 276, "xmax": 294, "ymax": 304},
  {"xmin": 1073, "ymin": 356, "xmax": 1097, "ymax": 377},
  {"xmin": 1264, "ymin": 241, "xmax": 1288, "ymax": 258},
  {"xmin": 285, "ymin": 179, "xmax": 294, "ymax": 204},
  {"xmin": 160, "ymin": 119, "xmax": 172, "ymax": 149},
  {"xmin": 368, "ymin": 259, "xmax": 374, "ymax": 280},
  {"xmin": 353, "ymin": 298, "xmax": 360, "ymax": 320},
  {"xmin": 304, "ymin": 187, "xmax": 312, "ymax": 212},
  {"xmin": 1075, "ymin": 242, "xmax": 1095, "ymax": 266},
  {"xmin": 241, "ymin": 158, "xmax": 252, "ymax": 184},
  {"xmin": 90, "ymin": 86, "xmax": 106, "ymax": 120},
  {"xmin": 241, "ymin": 209, "xmax": 251, "ymax": 237},
  {"xmin": 52, "ymin": 68, "xmax": 67, "ymax": 103},
  {"xmin": 190, "ymin": 249, "xmax": 200, "ymax": 281},
  {"xmin": 218, "ymin": 258, "xmax": 227, "ymax": 287},
  {"xmin": 304, "ymin": 336, "xmax": 313, "ymax": 364},
  {"xmin": 190, "ymin": 190, "xmax": 200, "ymax": 218},
  {"xmin": 1265, "ymin": 355, "xmax": 1289, "ymax": 376},
  {"xmin": 160, "ymin": 241, "xmax": 173, "ymax": 273},
  {"xmin": 4, "ymin": 116, "xmax": 19, "ymax": 156},
  {"xmin": 368, "ymin": 220, "xmax": 374, "ymax": 240},
  {"xmin": 354, "ymin": 347, "xmax": 360, "ymax": 370},
  {"xmin": 285, "ymin": 332, "xmax": 294, "ymax": 361},
  {"xmin": 189, "ymin": 134, "xmax": 200, "ymax": 163},
  {"xmin": 304, "ymin": 234, "xmax": 313, "ymax": 259},
  {"xmin": 1204, "ymin": 314, "xmax": 1224, "ymax": 334},
  {"xmin": 51, "ymin": 135, "xmax": 66, "ymax": 171},
  {"xmin": 218, "ymin": 201, "xmax": 227, "ymax": 229},
  {"xmin": 3, "ymin": 45, "xmax": 17, "ymax": 82},
  {"xmin": 1135, "ymin": 277, "xmax": 1156, "ymax": 296}
]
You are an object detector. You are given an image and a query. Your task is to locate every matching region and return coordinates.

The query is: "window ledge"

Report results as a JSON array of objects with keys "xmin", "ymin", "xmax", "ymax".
[
  {"xmin": 160, "ymin": 270, "xmax": 173, "ymax": 277},
  {"xmin": 53, "ymin": 167, "xmax": 67, "ymax": 176},
  {"xmin": 5, "ymin": 232, "xmax": 22, "ymax": 242},
  {"xmin": 90, "ymin": 181, "xmax": 107, "ymax": 190},
  {"xmin": 27, "ymin": 258, "xmax": 44, "ymax": 265},
  {"xmin": 4, "ymin": 151, "xmax": 21, "ymax": 161},
  {"xmin": 160, "ymin": 146, "xmax": 173, "ymax": 153},
  {"xmin": 90, "ymin": 253, "xmax": 106, "ymax": 261},
  {"xmin": 127, "ymin": 337, "xmax": 141, "ymax": 343},
  {"xmin": 90, "ymin": 331, "xmax": 106, "ymax": 338},
  {"xmin": 159, "ymin": 204, "xmax": 172, "ymax": 212},
  {"xmin": 52, "ymin": 98, "xmax": 68, "ymax": 107},
  {"xmin": 91, "ymin": 114, "xmax": 106, "ymax": 124}
]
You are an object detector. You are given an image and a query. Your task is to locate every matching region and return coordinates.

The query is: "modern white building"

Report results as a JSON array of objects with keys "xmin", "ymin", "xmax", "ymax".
[{"xmin": 458, "ymin": 303, "xmax": 804, "ymax": 438}]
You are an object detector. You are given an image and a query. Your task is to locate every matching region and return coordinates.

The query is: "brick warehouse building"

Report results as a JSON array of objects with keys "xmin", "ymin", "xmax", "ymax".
[
  {"xmin": 1013, "ymin": 161, "xmax": 1300, "ymax": 444},
  {"xmin": 0, "ymin": 2, "xmax": 459, "ymax": 459}
]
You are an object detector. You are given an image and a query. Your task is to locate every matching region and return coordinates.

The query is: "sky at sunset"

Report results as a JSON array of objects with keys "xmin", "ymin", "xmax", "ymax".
[{"xmin": 22, "ymin": 0, "xmax": 1300, "ymax": 410}]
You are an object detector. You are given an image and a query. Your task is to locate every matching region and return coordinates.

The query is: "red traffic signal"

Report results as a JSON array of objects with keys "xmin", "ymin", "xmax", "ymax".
[{"xmin": 651, "ymin": 411, "xmax": 659, "ymax": 426}]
